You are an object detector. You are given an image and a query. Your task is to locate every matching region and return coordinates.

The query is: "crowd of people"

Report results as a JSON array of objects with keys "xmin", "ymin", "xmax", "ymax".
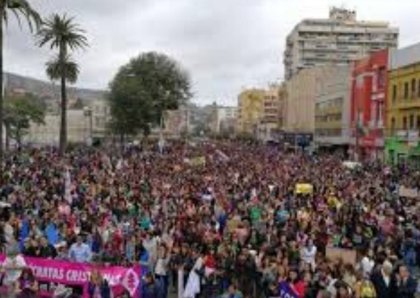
[{"xmin": 0, "ymin": 141, "xmax": 418, "ymax": 298}]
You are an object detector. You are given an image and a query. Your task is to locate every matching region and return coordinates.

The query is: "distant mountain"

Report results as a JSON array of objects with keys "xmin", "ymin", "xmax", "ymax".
[{"xmin": 4, "ymin": 72, "xmax": 106, "ymax": 102}]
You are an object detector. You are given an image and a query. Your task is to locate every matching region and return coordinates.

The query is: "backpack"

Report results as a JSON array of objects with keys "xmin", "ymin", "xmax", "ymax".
[{"xmin": 360, "ymin": 280, "xmax": 376, "ymax": 298}]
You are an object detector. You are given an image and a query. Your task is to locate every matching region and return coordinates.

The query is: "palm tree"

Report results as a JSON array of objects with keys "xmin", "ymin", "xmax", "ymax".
[
  {"xmin": 38, "ymin": 14, "xmax": 87, "ymax": 155},
  {"xmin": 0, "ymin": 0, "xmax": 40, "ymax": 173}
]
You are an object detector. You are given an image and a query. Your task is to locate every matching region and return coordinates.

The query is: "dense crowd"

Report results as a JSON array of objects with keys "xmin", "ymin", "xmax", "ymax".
[{"xmin": 0, "ymin": 141, "xmax": 418, "ymax": 298}]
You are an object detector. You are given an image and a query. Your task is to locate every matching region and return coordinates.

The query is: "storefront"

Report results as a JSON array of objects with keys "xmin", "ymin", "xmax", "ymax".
[{"xmin": 385, "ymin": 135, "xmax": 420, "ymax": 168}]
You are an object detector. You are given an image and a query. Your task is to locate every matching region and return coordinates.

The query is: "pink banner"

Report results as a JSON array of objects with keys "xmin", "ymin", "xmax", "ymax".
[{"xmin": 0, "ymin": 254, "xmax": 141, "ymax": 298}]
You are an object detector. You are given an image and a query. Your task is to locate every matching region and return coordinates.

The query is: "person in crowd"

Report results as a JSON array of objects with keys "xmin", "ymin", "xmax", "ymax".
[
  {"xmin": 370, "ymin": 260, "xmax": 393, "ymax": 298},
  {"xmin": 154, "ymin": 245, "xmax": 171, "ymax": 298},
  {"xmin": 16, "ymin": 268, "xmax": 38, "ymax": 298},
  {"xmin": 220, "ymin": 284, "xmax": 243, "ymax": 298},
  {"xmin": 141, "ymin": 272, "xmax": 160, "ymax": 298},
  {"xmin": 87, "ymin": 269, "xmax": 111, "ymax": 298},
  {"xmin": 1, "ymin": 242, "xmax": 27, "ymax": 298},
  {"xmin": 391, "ymin": 265, "xmax": 418, "ymax": 298},
  {"xmin": 287, "ymin": 267, "xmax": 305, "ymax": 298},
  {"xmin": 38, "ymin": 236, "xmax": 57, "ymax": 259},
  {"xmin": 69, "ymin": 235, "xmax": 92, "ymax": 263}
]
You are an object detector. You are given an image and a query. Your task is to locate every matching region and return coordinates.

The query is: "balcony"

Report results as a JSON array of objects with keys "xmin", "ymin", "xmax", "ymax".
[{"xmin": 393, "ymin": 100, "xmax": 420, "ymax": 110}]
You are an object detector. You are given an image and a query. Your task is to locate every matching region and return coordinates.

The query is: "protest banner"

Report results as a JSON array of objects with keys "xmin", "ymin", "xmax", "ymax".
[
  {"xmin": 278, "ymin": 281, "xmax": 299, "ymax": 298},
  {"xmin": 295, "ymin": 183, "xmax": 313, "ymax": 195},
  {"xmin": 0, "ymin": 254, "xmax": 141, "ymax": 298},
  {"xmin": 398, "ymin": 186, "xmax": 419, "ymax": 199},
  {"xmin": 326, "ymin": 247, "xmax": 357, "ymax": 265},
  {"xmin": 190, "ymin": 156, "xmax": 206, "ymax": 166}
]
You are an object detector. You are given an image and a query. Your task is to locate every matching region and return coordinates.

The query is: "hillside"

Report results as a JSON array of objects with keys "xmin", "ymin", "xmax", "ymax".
[{"xmin": 5, "ymin": 72, "xmax": 106, "ymax": 102}]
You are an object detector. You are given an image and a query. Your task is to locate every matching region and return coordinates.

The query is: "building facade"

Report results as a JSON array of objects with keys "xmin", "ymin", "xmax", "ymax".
[
  {"xmin": 350, "ymin": 49, "xmax": 388, "ymax": 160},
  {"xmin": 237, "ymin": 89, "xmax": 265, "ymax": 135},
  {"xmin": 285, "ymin": 66, "xmax": 333, "ymax": 134},
  {"xmin": 385, "ymin": 43, "xmax": 420, "ymax": 166},
  {"xmin": 284, "ymin": 7, "xmax": 398, "ymax": 79},
  {"xmin": 26, "ymin": 100, "xmax": 110, "ymax": 145},
  {"xmin": 277, "ymin": 84, "xmax": 288, "ymax": 130},
  {"xmin": 314, "ymin": 65, "xmax": 352, "ymax": 149},
  {"xmin": 215, "ymin": 106, "xmax": 237, "ymax": 135},
  {"xmin": 163, "ymin": 106, "xmax": 190, "ymax": 137},
  {"xmin": 26, "ymin": 110, "xmax": 90, "ymax": 145}
]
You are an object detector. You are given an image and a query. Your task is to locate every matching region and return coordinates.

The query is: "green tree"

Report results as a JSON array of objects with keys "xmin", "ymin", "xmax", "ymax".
[
  {"xmin": 38, "ymin": 14, "xmax": 88, "ymax": 156},
  {"xmin": 0, "ymin": 0, "xmax": 41, "ymax": 173},
  {"xmin": 108, "ymin": 52, "xmax": 191, "ymax": 140},
  {"xmin": 4, "ymin": 93, "xmax": 45, "ymax": 147}
]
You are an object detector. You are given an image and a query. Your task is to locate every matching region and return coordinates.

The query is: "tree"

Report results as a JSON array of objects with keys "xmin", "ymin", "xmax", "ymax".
[
  {"xmin": 38, "ymin": 14, "xmax": 88, "ymax": 156},
  {"xmin": 0, "ymin": 0, "xmax": 41, "ymax": 174},
  {"xmin": 4, "ymin": 93, "xmax": 45, "ymax": 147},
  {"xmin": 108, "ymin": 52, "xmax": 191, "ymax": 139}
]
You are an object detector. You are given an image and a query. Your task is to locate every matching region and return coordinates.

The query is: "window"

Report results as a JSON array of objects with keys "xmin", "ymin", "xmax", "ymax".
[
  {"xmin": 403, "ymin": 116, "xmax": 407, "ymax": 130},
  {"xmin": 417, "ymin": 115, "xmax": 420, "ymax": 129},
  {"xmin": 391, "ymin": 117, "xmax": 396, "ymax": 132},
  {"xmin": 418, "ymin": 80, "xmax": 420, "ymax": 98},
  {"xmin": 404, "ymin": 82, "xmax": 409, "ymax": 99},
  {"xmin": 378, "ymin": 67, "xmax": 386, "ymax": 88},
  {"xmin": 392, "ymin": 85, "xmax": 397, "ymax": 102},
  {"xmin": 409, "ymin": 115, "xmax": 414, "ymax": 129},
  {"xmin": 412, "ymin": 79, "xmax": 416, "ymax": 97}
]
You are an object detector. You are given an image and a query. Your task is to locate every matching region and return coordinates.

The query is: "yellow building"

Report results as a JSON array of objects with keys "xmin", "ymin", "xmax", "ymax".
[
  {"xmin": 387, "ymin": 44, "xmax": 420, "ymax": 132},
  {"xmin": 237, "ymin": 89, "xmax": 265, "ymax": 135},
  {"xmin": 385, "ymin": 43, "xmax": 420, "ymax": 166}
]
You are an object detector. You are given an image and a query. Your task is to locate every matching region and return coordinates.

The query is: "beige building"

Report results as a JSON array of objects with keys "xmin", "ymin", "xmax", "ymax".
[
  {"xmin": 278, "ymin": 84, "xmax": 288, "ymax": 130},
  {"xmin": 163, "ymin": 106, "xmax": 189, "ymax": 137},
  {"xmin": 285, "ymin": 66, "xmax": 334, "ymax": 133},
  {"xmin": 26, "ymin": 110, "xmax": 89, "ymax": 145},
  {"xmin": 284, "ymin": 7, "xmax": 398, "ymax": 79},
  {"xmin": 314, "ymin": 65, "xmax": 352, "ymax": 146}
]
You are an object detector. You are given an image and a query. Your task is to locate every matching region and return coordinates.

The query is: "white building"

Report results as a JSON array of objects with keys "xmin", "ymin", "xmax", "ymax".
[
  {"xmin": 91, "ymin": 99, "xmax": 111, "ymax": 137},
  {"xmin": 26, "ymin": 100, "xmax": 110, "ymax": 145},
  {"xmin": 284, "ymin": 7, "xmax": 399, "ymax": 79},
  {"xmin": 215, "ymin": 106, "xmax": 237, "ymax": 134}
]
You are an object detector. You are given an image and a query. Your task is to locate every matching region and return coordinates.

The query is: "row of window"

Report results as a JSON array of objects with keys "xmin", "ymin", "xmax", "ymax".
[
  {"xmin": 315, "ymin": 129, "xmax": 342, "ymax": 136},
  {"xmin": 390, "ymin": 115, "xmax": 420, "ymax": 130},
  {"xmin": 392, "ymin": 78, "xmax": 420, "ymax": 101},
  {"xmin": 315, "ymin": 114, "xmax": 342, "ymax": 122}
]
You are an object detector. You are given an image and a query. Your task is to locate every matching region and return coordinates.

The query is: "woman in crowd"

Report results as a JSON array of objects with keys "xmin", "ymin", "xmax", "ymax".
[
  {"xmin": 16, "ymin": 268, "xmax": 38, "ymax": 298},
  {"xmin": 87, "ymin": 269, "xmax": 111, "ymax": 298}
]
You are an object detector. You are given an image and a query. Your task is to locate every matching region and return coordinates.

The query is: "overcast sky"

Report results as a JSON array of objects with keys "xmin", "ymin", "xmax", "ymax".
[{"xmin": 4, "ymin": 0, "xmax": 420, "ymax": 106}]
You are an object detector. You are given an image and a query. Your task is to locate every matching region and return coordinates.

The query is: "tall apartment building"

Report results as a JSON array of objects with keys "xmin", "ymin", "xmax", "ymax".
[{"xmin": 284, "ymin": 7, "xmax": 398, "ymax": 79}]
